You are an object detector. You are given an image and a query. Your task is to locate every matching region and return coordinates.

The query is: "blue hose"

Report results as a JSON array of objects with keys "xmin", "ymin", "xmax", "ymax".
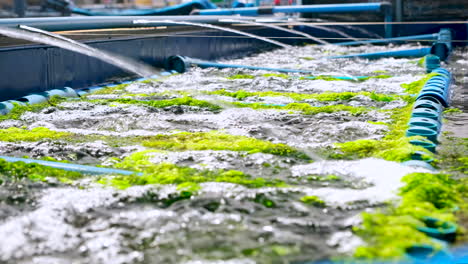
[
  {"xmin": 0, "ymin": 156, "xmax": 140, "ymax": 176},
  {"xmin": 430, "ymin": 29, "xmax": 452, "ymax": 61},
  {"xmin": 71, "ymin": 0, "xmax": 216, "ymax": 16},
  {"xmin": 330, "ymin": 47, "xmax": 431, "ymax": 59},
  {"xmin": 336, "ymin": 33, "xmax": 439, "ymax": 46},
  {"xmin": 195, "ymin": 3, "xmax": 383, "ymax": 16},
  {"xmin": 165, "ymin": 55, "xmax": 314, "ymax": 74}
]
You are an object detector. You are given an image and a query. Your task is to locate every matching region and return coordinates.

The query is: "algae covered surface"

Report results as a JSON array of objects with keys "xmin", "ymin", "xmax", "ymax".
[{"xmin": 0, "ymin": 44, "xmax": 466, "ymax": 264}]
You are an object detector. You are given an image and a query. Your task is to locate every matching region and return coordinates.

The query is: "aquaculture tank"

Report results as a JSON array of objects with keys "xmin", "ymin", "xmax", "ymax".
[{"xmin": 0, "ymin": 1, "xmax": 467, "ymax": 263}]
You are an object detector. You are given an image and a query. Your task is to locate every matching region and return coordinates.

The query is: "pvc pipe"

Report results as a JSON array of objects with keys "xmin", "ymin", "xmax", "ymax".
[
  {"xmin": 430, "ymin": 29, "xmax": 452, "ymax": 61},
  {"xmin": 411, "ymin": 108, "xmax": 441, "ymax": 122},
  {"xmin": 195, "ymin": 3, "xmax": 383, "ymax": 16},
  {"xmin": 425, "ymin": 54, "xmax": 441, "ymax": 73},
  {"xmin": 406, "ymin": 126, "xmax": 438, "ymax": 143},
  {"xmin": 416, "ymin": 216, "xmax": 457, "ymax": 243},
  {"xmin": 336, "ymin": 33, "xmax": 438, "ymax": 46},
  {"xmin": 409, "ymin": 139, "xmax": 437, "ymax": 153},
  {"xmin": 409, "ymin": 117, "xmax": 440, "ymax": 132},
  {"xmin": 329, "ymin": 47, "xmax": 431, "ymax": 59},
  {"xmin": 413, "ymin": 99, "xmax": 443, "ymax": 113},
  {"xmin": 71, "ymin": 0, "xmax": 216, "ymax": 16},
  {"xmin": 0, "ymin": 156, "xmax": 140, "ymax": 176},
  {"xmin": 165, "ymin": 55, "xmax": 313, "ymax": 73},
  {"xmin": 0, "ymin": 16, "xmax": 257, "ymax": 32}
]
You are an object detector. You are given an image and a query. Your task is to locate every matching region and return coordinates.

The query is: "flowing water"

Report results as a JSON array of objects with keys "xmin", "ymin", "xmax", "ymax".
[
  {"xmin": 0, "ymin": 26, "xmax": 158, "ymax": 78},
  {"xmin": 133, "ymin": 19, "xmax": 291, "ymax": 49},
  {"xmin": 0, "ymin": 43, "xmax": 465, "ymax": 263},
  {"xmin": 219, "ymin": 19, "xmax": 330, "ymax": 45}
]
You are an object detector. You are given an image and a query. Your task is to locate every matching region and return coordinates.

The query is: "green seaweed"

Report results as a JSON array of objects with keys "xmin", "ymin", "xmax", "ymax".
[
  {"xmin": 233, "ymin": 102, "xmax": 369, "ymax": 116},
  {"xmin": 262, "ymin": 73, "xmax": 290, "ymax": 79},
  {"xmin": 333, "ymin": 137, "xmax": 432, "ymax": 162},
  {"xmin": 443, "ymin": 107, "xmax": 463, "ymax": 114},
  {"xmin": 88, "ymin": 83, "xmax": 129, "ymax": 95},
  {"xmin": 300, "ymin": 195, "xmax": 326, "ymax": 207},
  {"xmin": 142, "ymin": 131, "xmax": 309, "ymax": 159},
  {"xmin": 226, "ymin": 74, "xmax": 255, "ymax": 80},
  {"xmin": 0, "ymin": 127, "xmax": 70, "ymax": 142},
  {"xmin": 0, "ymin": 158, "xmax": 82, "ymax": 184},
  {"xmin": 354, "ymin": 172, "xmax": 464, "ymax": 259},
  {"xmin": 100, "ymin": 162, "xmax": 285, "ymax": 189},
  {"xmin": 210, "ymin": 89, "xmax": 398, "ymax": 102},
  {"xmin": 401, "ymin": 73, "xmax": 439, "ymax": 94},
  {"xmin": 92, "ymin": 97, "xmax": 222, "ymax": 111}
]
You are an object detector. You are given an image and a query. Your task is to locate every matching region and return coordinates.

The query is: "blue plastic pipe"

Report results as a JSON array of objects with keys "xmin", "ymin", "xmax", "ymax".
[
  {"xmin": 330, "ymin": 47, "xmax": 431, "ymax": 59},
  {"xmin": 0, "ymin": 156, "xmax": 140, "ymax": 176},
  {"xmin": 195, "ymin": 3, "xmax": 383, "ymax": 16},
  {"xmin": 165, "ymin": 55, "xmax": 314, "ymax": 73},
  {"xmin": 336, "ymin": 33, "xmax": 438, "ymax": 46},
  {"xmin": 71, "ymin": 0, "xmax": 216, "ymax": 16},
  {"xmin": 430, "ymin": 29, "xmax": 452, "ymax": 61}
]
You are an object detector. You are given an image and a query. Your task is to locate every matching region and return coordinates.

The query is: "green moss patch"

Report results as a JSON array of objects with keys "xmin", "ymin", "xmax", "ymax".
[
  {"xmin": 354, "ymin": 172, "xmax": 464, "ymax": 259},
  {"xmin": 0, "ymin": 158, "xmax": 82, "ymax": 184},
  {"xmin": 210, "ymin": 89, "xmax": 398, "ymax": 102},
  {"xmin": 401, "ymin": 73, "xmax": 439, "ymax": 94},
  {"xmin": 333, "ymin": 137, "xmax": 432, "ymax": 162},
  {"xmin": 0, "ymin": 127, "xmax": 71, "ymax": 142},
  {"xmin": 100, "ymin": 162, "xmax": 285, "ymax": 189},
  {"xmin": 92, "ymin": 97, "xmax": 221, "ymax": 111},
  {"xmin": 226, "ymin": 74, "xmax": 255, "ymax": 80},
  {"xmin": 141, "ymin": 131, "xmax": 309, "ymax": 159},
  {"xmin": 300, "ymin": 195, "xmax": 326, "ymax": 207},
  {"xmin": 301, "ymin": 75, "xmax": 392, "ymax": 82}
]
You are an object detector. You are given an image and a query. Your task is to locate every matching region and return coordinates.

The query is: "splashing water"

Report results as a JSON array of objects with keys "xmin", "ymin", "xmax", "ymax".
[
  {"xmin": 219, "ymin": 18, "xmax": 330, "ymax": 45},
  {"xmin": 0, "ymin": 26, "xmax": 158, "ymax": 78},
  {"xmin": 133, "ymin": 19, "xmax": 291, "ymax": 49},
  {"xmin": 339, "ymin": 25, "xmax": 383, "ymax": 39},
  {"xmin": 301, "ymin": 24, "xmax": 361, "ymax": 43}
]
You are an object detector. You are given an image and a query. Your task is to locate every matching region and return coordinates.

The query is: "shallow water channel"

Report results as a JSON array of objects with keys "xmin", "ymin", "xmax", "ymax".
[{"xmin": 0, "ymin": 44, "xmax": 464, "ymax": 264}]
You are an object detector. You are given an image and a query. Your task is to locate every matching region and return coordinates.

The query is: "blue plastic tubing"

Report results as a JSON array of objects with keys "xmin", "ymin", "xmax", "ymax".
[
  {"xmin": 0, "ymin": 74, "xmax": 167, "ymax": 115},
  {"xmin": 406, "ymin": 67, "xmax": 452, "ymax": 146},
  {"xmin": 165, "ymin": 55, "xmax": 314, "ymax": 74},
  {"xmin": 165, "ymin": 56, "xmax": 371, "ymax": 80},
  {"xmin": 0, "ymin": 16, "xmax": 252, "ymax": 31},
  {"xmin": 336, "ymin": 33, "xmax": 438, "ymax": 46},
  {"xmin": 0, "ymin": 156, "xmax": 140, "ymax": 176},
  {"xmin": 196, "ymin": 3, "xmax": 383, "ymax": 16},
  {"xmin": 71, "ymin": 0, "xmax": 216, "ymax": 16},
  {"xmin": 430, "ymin": 29, "xmax": 452, "ymax": 61},
  {"xmin": 330, "ymin": 47, "xmax": 431, "ymax": 59}
]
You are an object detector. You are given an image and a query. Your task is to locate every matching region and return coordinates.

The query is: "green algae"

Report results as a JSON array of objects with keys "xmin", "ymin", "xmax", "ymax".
[
  {"xmin": 210, "ymin": 89, "xmax": 398, "ymax": 102},
  {"xmin": 443, "ymin": 107, "xmax": 463, "ymax": 114},
  {"xmin": 401, "ymin": 73, "xmax": 439, "ymax": 94},
  {"xmin": 233, "ymin": 102, "xmax": 369, "ymax": 116},
  {"xmin": 262, "ymin": 73, "xmax": 290, "ymax": 79},
  {"xmin": 300, "ymin": 195, "xmax": 326, "ymax": 207},
  {"xmin": 88, "ymin": 83, "xmax": 128, "ymax": 95},
  {"xmin": 307, "ymin": 174, "xmax": 341, "ymax": 181},
  {"xmin": 333, "ymin": 137, "xmax": 432, "ymax": 162},
  {"xmin": 142, "ymin": 131, "xmax": 309, "ymax": 159},
  {"xmin": 0, "ymin": 158, "xmax": 82, "ymax": 184},
  {"xmin": 226, "ymin": 74, "xmax": 255, "ymax": 80},
  {"xmin": 0, "ymin": 127, "xmax": 71, "ymax": 142},
  {"xmin": 354, "ymin": 172, "xmax": 464, "ymax": 259},
  {"xmin": 100, "ymin": 162, "xmax": 285, "ymax": 189},
  {"xmin": 92, "ymin": 97, "xmax": 222, "ymax": 111}
]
